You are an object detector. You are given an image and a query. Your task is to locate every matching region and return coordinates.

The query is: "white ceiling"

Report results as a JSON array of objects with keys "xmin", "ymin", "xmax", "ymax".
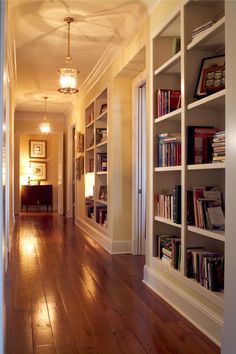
[{"xmin": 10, "ymin": 0, "xmax": 155, "ymax": 115}]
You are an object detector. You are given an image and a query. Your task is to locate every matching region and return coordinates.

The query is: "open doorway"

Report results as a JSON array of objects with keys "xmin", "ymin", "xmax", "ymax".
[
  {"xmin": 14, "ymin": 132, "xmax": 64, "ymax": 214},
  {"xmin": 132, "ymin": 73, "xmax": 146, "ymax": 255}
]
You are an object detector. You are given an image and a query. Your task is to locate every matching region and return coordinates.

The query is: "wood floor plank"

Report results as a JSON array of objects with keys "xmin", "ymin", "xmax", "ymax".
[{"xmin": 6, "ymin": 214, "xmax": 220, "ymax": 354}]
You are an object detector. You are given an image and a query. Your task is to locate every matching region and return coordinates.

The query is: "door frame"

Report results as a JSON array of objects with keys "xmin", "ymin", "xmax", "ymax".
[
  {"xmin": 132, "ymin": 70, "xmax": 147, "ymax": 255},
  {"xmin": 14, "ymin": 131, "xmax": 64, "ymax": 215}
]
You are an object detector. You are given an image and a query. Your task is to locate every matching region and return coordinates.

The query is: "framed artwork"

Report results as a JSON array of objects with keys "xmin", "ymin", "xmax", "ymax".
[
  {"xmin": 29, "ymin": 140, "xmax": 47, "ymax": 159},
  {"xmin": 195, "ymin": 55, "xmax": 225, "ymax": 98},
  {"xmin": 76, "ymin": 156, "xmax": 84, "ymax": 180},
  {"xmin": 76, "ymin": 131, "xmax": 84, "ymax": 153},
  {"xmin": 30, "ymin": 161, "xmax": 47, "ymax": 181},
  {"xmin": 100, "ymin": 103, "xmax": 107, "ymax": 115},
  {"xmin": 99, "ymin": 185, "xmax": 107, "ymax": 201}
]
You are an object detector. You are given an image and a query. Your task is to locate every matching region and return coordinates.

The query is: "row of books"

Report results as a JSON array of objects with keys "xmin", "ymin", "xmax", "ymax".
[
  {"xmin": 157, "ymin": 133, "xmax": 181, "ymax": 167},
  {"xmin": 187, "ymin": 248, "xmax": 224, "ymax": 292},
  {"xmin": 157, "ymin": 235, "xmax": 181, "ymax": 270},
  {"xmin": 154, "ymin": 185, "xmax": 181, "ymax": 224},
  {"xmin": 187, "ymin": 186, "xmax": 225, "ymax": 230},
  {"xmin": 212, "ymin": 131, "xmax": 225, "ymax": 163},
  {"xmin": 156, "ymin": 89, "xmax": 181, "ymax": 118}
]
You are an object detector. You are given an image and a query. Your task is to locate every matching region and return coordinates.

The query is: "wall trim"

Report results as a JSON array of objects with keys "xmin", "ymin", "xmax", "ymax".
[
  {"xmin": 143, "ymin": 265, "xmax": 223, "ymax": 347},
  {"xmin": 76, "ymin": 218, "xmax": 131, "ymax": 254}
]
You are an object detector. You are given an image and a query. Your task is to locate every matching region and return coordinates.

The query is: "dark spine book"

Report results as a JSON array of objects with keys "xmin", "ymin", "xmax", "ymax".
[
  {"xmin": 187, "ymin": 190, "xmax": 195, "ymax": 225},
  {"xmin": 173, "ymin": 185, "xmax": 181, "ymax": 224}
]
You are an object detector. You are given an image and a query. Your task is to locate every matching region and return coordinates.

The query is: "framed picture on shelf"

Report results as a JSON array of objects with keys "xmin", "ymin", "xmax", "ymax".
[
  {"xmin": 195, "ymin": 55, "xmax": 225, "ymax": 98},
  {"xmin": 76, "ymin": 131, "xmax": 84, "ymax": 153},
  {"xmin": 29, "ymin": 140, "xmax": 47, "ymax": 159},
  {"xmin": 99, "ymin": 185, "xmax": 107, "ymax": 201},
  {"xmin": 76, "ymin": 156, "xmax": 84, "ymax": 180},
  {"xmin": 96, "ymin": 128, "xmax": 107, "ymax": 144},
  {"xmin": 30, "ymin": 161, "xmax": 47, "ymax": 181},
  {"xmin": 100, "ymin": 103, "xmax": 107, "ymax": 115}
]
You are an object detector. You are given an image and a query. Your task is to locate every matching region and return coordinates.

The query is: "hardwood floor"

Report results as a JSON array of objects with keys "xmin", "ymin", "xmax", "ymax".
[{"xmin": 6, "ymin": 213, "xmax": 220, "ymax": 354}]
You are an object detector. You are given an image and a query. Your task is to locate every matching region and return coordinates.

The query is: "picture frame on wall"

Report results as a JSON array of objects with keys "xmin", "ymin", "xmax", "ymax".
[
  {"xmin": 29, "ymin": 140, "xmax": 47, "ymax": 159},
  {"xmin": 30, "ymin": 161, "xmax": 47, "ymax": 181},
  {"xmin": 76, "ymin": 131, "xmax": 84, "ymax": 153},
  {"xmin": 76, "ymin": 156, "xmax": 84, "ymax": 180},
  {"xmin": 195, "ymin": 55, "xmax": 225, "ymax": 98}
]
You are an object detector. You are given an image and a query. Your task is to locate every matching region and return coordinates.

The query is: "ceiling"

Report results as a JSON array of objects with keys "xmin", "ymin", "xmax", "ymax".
[{"xmin": 10, "ymin": 0, "xmax": 155, "ymax": 115}]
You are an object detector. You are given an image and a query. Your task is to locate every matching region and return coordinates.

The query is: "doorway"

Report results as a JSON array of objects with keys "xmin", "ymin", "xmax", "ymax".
[
  {"xmin": 132, "ymin": 74, "xmax": 146, "ymax": 255},
  {"xmin": 72, "ymin": 125, "xmax": 76, "ymax": 220}
]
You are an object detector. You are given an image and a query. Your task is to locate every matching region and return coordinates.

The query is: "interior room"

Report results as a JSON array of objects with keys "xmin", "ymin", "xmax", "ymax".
[{"xmin": 1, "ymin": 0, "xmax": 236, "ymax": 353}]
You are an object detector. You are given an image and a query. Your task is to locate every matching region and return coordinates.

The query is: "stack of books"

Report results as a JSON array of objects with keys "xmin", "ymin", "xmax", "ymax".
[
  {"xmin": 157, "ymin": 235, "xmax": 181, "ymax": 270},
  {"xmin": 212, "ymin": 131, "xmax": 225, "ymax": 163},
  {"xmin": 192, "ymin": 20, "xmax": 216, "ymax": 39},
  {"xmin": 157, "ymin": 132, "xmax": 181, "ymax": 167},
  {"xmin": 97, "ymin": 153, "xmax": 107, "ymax": 172},
  {"xmin": 156, "ymin": 89, "xmax": 181, "ymax": 117},
  {"xmin": 187, "ymin": 248, "xmax": 224, "ymax": 292},
  {"xmin": 187, "ymin": 186, "xmax": 225, "ymax": 230}
]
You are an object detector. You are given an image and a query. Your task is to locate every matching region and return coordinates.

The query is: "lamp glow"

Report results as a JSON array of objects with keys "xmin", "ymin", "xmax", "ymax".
[
  {"xmin": 40, "ymin": 97, "xmax": 50, "ymax": 134},
  {"xmin": 58, "ymin": 17, "xmax": 79, "ymax": 94}
]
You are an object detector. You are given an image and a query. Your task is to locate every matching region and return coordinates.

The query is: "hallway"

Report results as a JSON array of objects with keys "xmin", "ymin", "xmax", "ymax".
[{"xmin": 6, "ymin": 214, "xmax": 220, "ymax": 354}]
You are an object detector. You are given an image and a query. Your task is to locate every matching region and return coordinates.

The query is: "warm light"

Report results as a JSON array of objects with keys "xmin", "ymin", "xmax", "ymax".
[
  {"xmin": 58, "ymin": 17, "xmax": 79, "ymax": 94},
  {"xmin": 21, "ymin": 237, "xmax": 35, "ymax": 256},
  {"xmin": 40, "ymin": 119, "xmax": 50, "ymax": 133},
  {"xmin": 85, "ymin": 173, "xmax": 94, "ymax": 197},
  {"xmin": 40, "ymin": 97, "xmax": 50, "ymax": 134}
]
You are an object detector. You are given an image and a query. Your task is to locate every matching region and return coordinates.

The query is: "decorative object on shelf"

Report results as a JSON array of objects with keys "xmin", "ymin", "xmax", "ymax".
[
  {"xmin": 58, "ymin": 17, "xmax": 79, "ymax": 94},
  {"xmin": 30, "ymin": 161, "xmax": 47, "ymax": 181},
  {"xmin": 100, "ymin": 103, "xmax": 107, "ymax": 115},
  {"xmin": 195, "ymin": 55, "xmax": 225, "ymax": 98},
  {"xmin": 99, "ymin": 185, "xmax": 107, "ymax": 201},
  {"xmin": 29, "ymin": 140, "xmax": 47, "ymax": 159},
  {"xmin": 96, "ymin": 128, "xmax": 107, "ymax": 144},
  {"xmin": 76, "ymin": 131, "xmax": 84, "ymax": 153},
  {"xmin": 76, "ymin": 156, "xmax": 84, "ymax": 180},
  {"xmin": 40, "ymin": 96, "xmax": 50, "ymax": 134}
]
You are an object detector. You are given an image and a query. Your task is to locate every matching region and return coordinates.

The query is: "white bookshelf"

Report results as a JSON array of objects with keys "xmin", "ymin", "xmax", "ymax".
[
  {"xmin": 85, "ymin": 88, "xmax": 108, "ymax": 231},
  {"xmin": 147, "ymin": 0, "xmax": 226, "ymax": 344}
]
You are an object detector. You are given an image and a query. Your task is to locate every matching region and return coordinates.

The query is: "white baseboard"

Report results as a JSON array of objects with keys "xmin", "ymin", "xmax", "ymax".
[
  {"xmin": 143, "ymin": 265, "xmax": 223, "ymax": 347},
  {"xmin": 76, "ymin": 218, "xmax": 131, "ymax": 254}
]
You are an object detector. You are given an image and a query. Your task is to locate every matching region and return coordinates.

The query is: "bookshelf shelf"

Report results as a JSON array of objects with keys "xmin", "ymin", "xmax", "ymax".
[
  {"xmin": 154, "ymin": 166, "xmax": 181, "ymax": 172},
  {"xmin": 187, "ymin": 163, "xmax": 225, "ymax": 170},
  {"xmin": 96, "ymin": 171, "xmax": 107, "ymax": 175},
  {"xmin": 85, "ymin": 89, "xmax": 108, "ymax": 230},
  {"xmin": 86, "ymin": 146, "xmax": 94, "ymax": 152},
  {"xmin": 154, "ymin": 108, "xmax": 182, "ymax": 124},
  {"xmin": 187, "ymin": 89, "xmax": 225, "ymax": 111},
  {"xmin": 96, "ymin": 110, "xmax": 107, "ymax": 122},
  {"xmin": 187, "ymin": 16, "xmax": 225, "ymax": 52},
  {"xmin": 154, "ymin": 216, "xmax": 181, "ymax": 229},
  {"xmin": 96, "ymin": 140, "xmax": 107, "ymax": 148},
  {"xmin": 86, "ymin": 120, "xmax": 94, "ymax": 129},
  {"xmin": 154, "ymin": 51, "xmax": 181, "ymax": 76},
  {"xmin": 96, "ymin": 199, "xmax": 107, "ymax": 205},
  {"xmin": 187, "ymin": 226, "xmax": 225, "ymax": 242}
]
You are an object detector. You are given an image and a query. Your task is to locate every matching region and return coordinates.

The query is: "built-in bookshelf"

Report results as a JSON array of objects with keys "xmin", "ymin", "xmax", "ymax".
[
  {"xmin": 85, "ymin": 89, "xmax": 108, "ymax": 230},
  {"xmin": 148, "ymin": 0, "xmax": 225, "ymax": 344}
]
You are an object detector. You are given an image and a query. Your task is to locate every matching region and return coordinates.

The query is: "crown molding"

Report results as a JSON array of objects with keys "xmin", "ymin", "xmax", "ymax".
[{"xmin": 79, "ymin": 1, "xmax": 155, "ymax": 98}]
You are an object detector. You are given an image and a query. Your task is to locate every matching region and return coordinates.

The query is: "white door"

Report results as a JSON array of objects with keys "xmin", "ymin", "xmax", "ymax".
[
  {"xmin": 57, "ymin": 132, "xmax": 64, "ymax": 215},
  {"xmin": 132, "ymin": 75, "xmax": 146, "ymax": 255}
]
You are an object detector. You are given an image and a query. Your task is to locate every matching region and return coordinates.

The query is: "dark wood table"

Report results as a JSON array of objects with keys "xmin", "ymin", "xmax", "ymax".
[{"xmin": 21, "ymin": 185, "xmax": 53, "ymax": 211}]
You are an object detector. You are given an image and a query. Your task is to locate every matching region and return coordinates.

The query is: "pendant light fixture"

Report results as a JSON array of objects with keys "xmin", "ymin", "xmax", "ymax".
[
  {"xmin": 58, "ymin": 17, "xmax": 79, "ymax": 94},
  {"xmin": 40, "ymin": 96, "xmax": 50, "ymax": 134}
]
